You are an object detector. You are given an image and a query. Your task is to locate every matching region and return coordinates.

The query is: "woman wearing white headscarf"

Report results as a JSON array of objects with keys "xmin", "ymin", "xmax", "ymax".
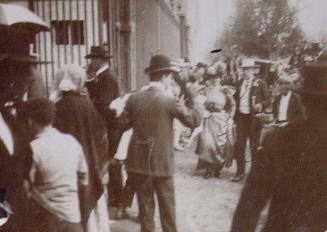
[{"xmin": 52, "ymin": 65, "xmax": 110, "ymax": 232}]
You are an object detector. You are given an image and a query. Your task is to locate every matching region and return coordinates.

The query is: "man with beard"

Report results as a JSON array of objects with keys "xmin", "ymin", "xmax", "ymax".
[{"xmin": 84, "ymin": 46, "xmax": 123, "ymax": 212}]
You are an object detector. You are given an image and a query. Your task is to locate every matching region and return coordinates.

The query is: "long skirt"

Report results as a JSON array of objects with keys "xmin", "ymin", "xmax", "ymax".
[{"xmin": 196, "ymin": 112, "xmax": 234, "ymax": 170}]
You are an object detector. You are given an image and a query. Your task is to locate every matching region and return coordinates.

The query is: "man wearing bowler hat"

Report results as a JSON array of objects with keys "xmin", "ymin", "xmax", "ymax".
[
  {"xmin": 84, "ymin": 46, "xmax": 122, "ymax": 210},
  {"xmin": 230, "ymin": 60, "xmax": 327, "ymax": 232},
  {"xmin": 118, "ymin": 54, "xmax": 201, "ymax": 232},
  {"xmin": 232, "ymin": 58, "xmax": 270, "ymax": 182}
]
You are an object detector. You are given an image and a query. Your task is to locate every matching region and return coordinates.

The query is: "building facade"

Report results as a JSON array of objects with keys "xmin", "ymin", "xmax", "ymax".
[{"xmin": 5, "ymin": 0, "xmax": 190, "ymax": 93}]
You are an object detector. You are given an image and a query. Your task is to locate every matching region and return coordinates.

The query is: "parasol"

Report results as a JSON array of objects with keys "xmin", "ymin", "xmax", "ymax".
[{"xmin": 0, "ymin": 3, "xmax": 49, "ymax": 33}]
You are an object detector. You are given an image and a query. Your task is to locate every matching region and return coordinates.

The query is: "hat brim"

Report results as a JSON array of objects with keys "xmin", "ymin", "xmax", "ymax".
[
  {"xmin": 4, "ymin": 56, "xmax": 49, "ymax": 64},
  {"xmin": 144, "ymin": 66, "xmax": 180, "ymax": 74},
  {"xmin": 241, "ymin": 65, "xmax": 260, "ymax": 68},
  {"xmin": 84, "ymin": 54, "xmax": 112, "ymax": 59}
]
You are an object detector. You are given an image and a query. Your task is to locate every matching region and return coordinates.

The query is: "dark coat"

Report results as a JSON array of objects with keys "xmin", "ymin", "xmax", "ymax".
[
  {"xmin": 54, "ymin": 92, "xmax": 109, "ymax": 221},
  {"xmin": 0, "ymin": 109, "xmax": 33, "ymax": 231},
  {"xmin": 273, "ymin": 91, "xmax": 306, "ymax": 124},
  {"xmin": 85, "ymin": 68, "xmax": 119, "ymax": 127},
  {"xmin": 234, "ymin": 78, "xmax": 270, "ymax": 120},
  {"xmin": 119, "ymin": 86, "xmax": 201, "ymax": 177},
  {"xmin": 231, "ymin": 117, "xmax": 327, "ymax": 232},
  {"xmin": 85, "ymin": 68, "xmax": 120, "ymax": 157}
]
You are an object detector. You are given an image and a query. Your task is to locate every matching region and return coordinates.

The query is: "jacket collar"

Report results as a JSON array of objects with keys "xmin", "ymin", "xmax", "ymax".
[
  {"xmin": 148, "ymin": 82, "xmax": 166, "ymax": 92},
  {"xmin": 96, "ymin": 64, "xmax": 110, "ymax": 77},
  {"xmin": 86, "ymin": 64, "xmax": 110, "ymax": 82}
]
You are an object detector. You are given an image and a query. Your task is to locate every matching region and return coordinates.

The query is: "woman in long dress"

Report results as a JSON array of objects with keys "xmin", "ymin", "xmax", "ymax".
[
  {"xmin": 195, "ymin": 65, "xmax": 236, "ymax": 178},
  {"xmin": 52, "ymin": 65, "xmax": 110, "ymax": 232}
]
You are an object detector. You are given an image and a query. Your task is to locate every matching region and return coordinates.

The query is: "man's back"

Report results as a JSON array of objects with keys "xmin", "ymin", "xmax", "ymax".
[
  {"xmin": 31, "ymin": 127, "xmax": 88, "ymax": 223},
  {"xmin": 120, "ymin": 86, "xmax": 201, "ymax": 177}
]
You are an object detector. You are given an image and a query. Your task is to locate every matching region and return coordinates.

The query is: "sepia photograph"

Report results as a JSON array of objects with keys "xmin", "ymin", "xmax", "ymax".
[{"xmin": 0, "ymin": 0, "xmax": 326, "ymax": 231}]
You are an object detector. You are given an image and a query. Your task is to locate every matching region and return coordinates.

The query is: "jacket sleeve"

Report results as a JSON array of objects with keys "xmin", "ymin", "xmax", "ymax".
[
  {"xmin": 117, "ymin": 96, "xmax": 134, "ymax": 132},
  {"xmin": 230, "ymin": 132, "xmax": 275, "ymax": 232},
  {"xmin": 173, "ymin": 100, "xmax": 202, "ymax": 129},
  {"xmin": 259, "ymin": 79, "xmax": 270, "ymax": 110},
  {"xmin": 291, "ymin": 94, "xmax": 306, "ymax": 124}
]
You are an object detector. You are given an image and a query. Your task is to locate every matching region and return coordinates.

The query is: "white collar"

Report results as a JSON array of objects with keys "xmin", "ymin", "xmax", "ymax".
[
  {"xmin": 96, "ymin": 64, "xmax": 110, "ymax": 77},
  {"xmin": 0, "ymin": 112, "xmax": 14, "ymax": 155},
  {"xmin": 86, "ymin": 64, "xmax": 110, "ymax": 82},
  {"xmin": 148, "ymin": 82, "xmax": 166, "ymax": 91},
  {"xmin": 35, "ymin": 126, "xmax": 58, "ymax": 138}
]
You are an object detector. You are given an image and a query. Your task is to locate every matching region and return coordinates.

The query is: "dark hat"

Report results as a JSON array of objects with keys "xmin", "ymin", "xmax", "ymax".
[
  {"xmin": 144, "ymin": 54, "xmax": 179, "ymax": 74},
  {"xmin": 0, "ymin": 44, "xmax": 44, "ymax": 64},
  {"xmin": 292, "ymin": 61, "xmax": 327, "ymax": 95},
  {"xmin": 85, "ymin": 46, "xmax": 111, "ymax": 59},
  {"xmin": 23, "ymin": 98, "xmax": 56, "ymax": 126}
]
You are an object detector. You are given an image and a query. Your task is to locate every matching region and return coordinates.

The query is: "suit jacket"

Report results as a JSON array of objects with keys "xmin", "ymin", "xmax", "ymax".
[
  {"xmin": 119, "ymin": 86, "xmax": 201, "ymax": 177},
  {"xmin": 273, "ymin": 91, "xmax": 306, "ymax": 124},
  {"xmin": 85, "ymin": 68, "xmax": 119, "ymax": 127},
  {"xmin": 231, "ymin": 118, "xmax": 327, "ymax": 232},
  {"xmin": 234, "ymin": 78, "xmax": 270, "ymax": 121}
]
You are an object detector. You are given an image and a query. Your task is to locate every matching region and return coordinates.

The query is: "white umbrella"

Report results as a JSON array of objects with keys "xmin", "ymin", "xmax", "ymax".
[{"xmin": 0, "ymin": 3, "xmax": 49, "ymax": 33}]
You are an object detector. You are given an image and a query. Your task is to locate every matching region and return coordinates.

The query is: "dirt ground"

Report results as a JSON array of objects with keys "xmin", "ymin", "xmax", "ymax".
[{"xmin": 110, "ymin": 144, "xmax": 267, "ymax": 232}]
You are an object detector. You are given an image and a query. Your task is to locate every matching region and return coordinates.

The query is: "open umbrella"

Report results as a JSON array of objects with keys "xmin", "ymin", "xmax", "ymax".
[{"xmin": 0, "ymin": 3, "xmax": 49, "ymax": 33}]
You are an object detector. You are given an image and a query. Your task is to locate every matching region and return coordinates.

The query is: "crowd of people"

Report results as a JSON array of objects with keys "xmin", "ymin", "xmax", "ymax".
[{"xmin": 0, "ymin": 43, "xmax": 326, "ymax": 232}]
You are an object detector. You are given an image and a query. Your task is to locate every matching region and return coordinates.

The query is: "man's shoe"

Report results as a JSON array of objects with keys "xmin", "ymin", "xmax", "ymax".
[{"xmin": 230, "ymin": 174, "xmax": 245, "ymax": 182}]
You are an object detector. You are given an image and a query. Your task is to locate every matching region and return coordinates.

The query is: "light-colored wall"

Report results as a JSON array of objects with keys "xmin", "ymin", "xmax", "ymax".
[{"xmin": 134, "ymin": 0, "xmax": 182, "ymax": 89}]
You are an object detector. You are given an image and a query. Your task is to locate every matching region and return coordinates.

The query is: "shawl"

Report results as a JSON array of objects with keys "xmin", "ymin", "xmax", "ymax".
[{"xmin": 54, "ymin": 91, "xmax": 109, "ymax": 222}]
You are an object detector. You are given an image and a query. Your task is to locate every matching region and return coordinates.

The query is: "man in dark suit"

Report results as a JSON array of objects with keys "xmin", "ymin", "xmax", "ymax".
[
  {"xmin": 118, "ymin": 54, "xmax": 201, "ymax": 232},
  {"xmin": 84, "ymin": 46, "xmax": 123, "ymax": 210},
  {"xmin": 272, "ymin": 75, "xmax": 306, "ymax": 126},
  {"xmin": 230, "ymin": 61, "xmax": 326, "ymax": 232},
  {"xmin": 232, "ymin": 59, "xmax": 270, "ymax": 182}
]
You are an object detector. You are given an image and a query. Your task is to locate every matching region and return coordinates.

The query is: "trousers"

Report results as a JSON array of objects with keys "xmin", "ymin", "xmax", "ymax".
[
  {"xmin": 127, "ymin": 172, "xmax": 177, "ymax": 232},
  {"xmin": 235, "ymin": 113, "xmax": 262, "ymax": 175}
]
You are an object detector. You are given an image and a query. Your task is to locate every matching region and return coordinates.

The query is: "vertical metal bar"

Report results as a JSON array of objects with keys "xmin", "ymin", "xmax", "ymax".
[
  {"xmin": 77, "ymin": 0, "xmax": 81, "ymax": 65},
  {"xmin": 84, "ymin": 0, "xmax": 89, "ymax": 65},
  {"xmin": 63, "ymin": 0, "xmax": 67, "ymax": 64},
  {"xmin": 41, "ymin": 0, "xmax": 49, "ymax": 96},
  {"xmin": 49, "ymin": 0, "xmax": 55, "ymax": 80},
  {"xmin": 69, "ymin": 0, "xmax": 74, "ymax": 63},
  {"xmin": 55, "ymin": 0, "xmax": 61, "ymax": 68},
  {"xmin": 98, "ymin": 0, "xmax": 103, "ymax": 45},
  {"xmin": 107, "ymin": 0, "xmax": 112, "ymax": 63},
  {"xmin": 36, "ymin": 0, "xmax": 42, "ymax": 71},
  {"xmin": 91, "ymin": 0, "xmax": 96, "ymax": 45}
]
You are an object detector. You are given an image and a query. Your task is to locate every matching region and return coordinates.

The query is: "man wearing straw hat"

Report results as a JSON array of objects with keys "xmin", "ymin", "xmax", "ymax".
[
  {"xmin": 232, "ymin": 58, "xmax": 270, "ymax": 182},
  {"xmin": 118, "ymin": 54, "xmax": 201, "ymax": 232}
]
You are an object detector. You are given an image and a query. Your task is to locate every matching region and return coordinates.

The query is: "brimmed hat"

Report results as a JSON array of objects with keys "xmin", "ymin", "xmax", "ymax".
[
  {"xmin": 292, "ymin": 61, "xmax": 327, "ymax": 95},
  {"xmin": 0, "ymin": 45, "xmax": 44, "ymax": 64},
  {"xmin": 241, "ymin": 59, "xmax": 260, "ymax": 68},
  {"xmin": 85, "ymin": 46, "xmax": 111, "ymax": 59},
  {"xmin": 144, "ymin": 54, "xmax": 179, "ymax": 74}
]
